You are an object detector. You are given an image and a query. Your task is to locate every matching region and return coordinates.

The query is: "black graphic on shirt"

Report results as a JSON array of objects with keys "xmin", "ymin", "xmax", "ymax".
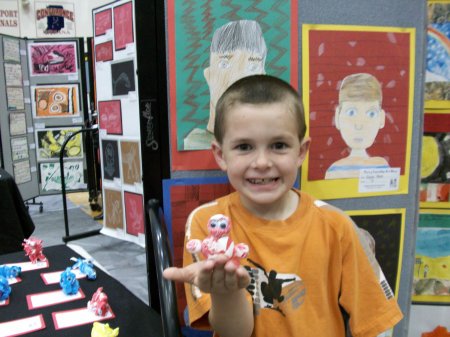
[{"xmin": 245, "ymin": 258, "xmax": 305, "ymax": 316}]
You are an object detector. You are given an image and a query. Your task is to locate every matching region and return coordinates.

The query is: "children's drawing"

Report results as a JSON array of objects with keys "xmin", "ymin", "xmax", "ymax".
[
  {"xmin": 98, "ymin": 100, "xmax": 122, "ymax": 135},
  {"xmin": 32, "ymin": 84, "xmax": 80, "ymax": 118},
  {"xmin": 35, "ymin": 127, "xmax": 83, "ymax": 161},
  {"xmin": 104, "ymin": 189, "xmax": 123, "ymax": 230},
  {"xmin": 169, "ymin": 0, "xmax": 297, "ymax": 170},
  {"xmin": 111, "ymin": 60, "xmax": 135, "ymax": 96},
  {"xmin": 124, "ymin": 192, "xmax": 144, "ymax": 236},
  {"xmin": 28, "ymin": 41, "xmax": 78, "ymax": 76},
  {"xmin": 113, "ymin": 2, "xmax": 134, "ymax": 50},
  {"xmin": 120, "ymin": 141, "xmax": 141, "ymax": 185},
  {"xmin": 325, "ymin": 73, "xmax": 389, "ymax": 179},
  {"xmin": 101, "ymin": 139, "xmax": 120, "ymax": 181}
]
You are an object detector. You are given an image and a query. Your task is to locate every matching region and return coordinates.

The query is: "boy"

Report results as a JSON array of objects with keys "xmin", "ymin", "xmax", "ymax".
[
  {"xmin": 164, "ymin": 75, "xmax": 403, "ymax": 337},
  {"xmin": 325, "ymin": 73, "xmax": 390, "ymax": 179}
]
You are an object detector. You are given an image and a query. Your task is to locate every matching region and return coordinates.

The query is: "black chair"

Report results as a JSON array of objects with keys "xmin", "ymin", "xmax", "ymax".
[
  {"xmin": 147, "ymin": 199, "xmax": 183, "ymax": 337},
  {"xmin": 147, "ymin": 199, "xmax": 213, "ymax": 337}
]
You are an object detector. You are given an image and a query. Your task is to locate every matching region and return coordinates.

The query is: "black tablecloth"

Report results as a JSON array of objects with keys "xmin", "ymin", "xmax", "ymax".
[
  {"xmin": 0, "ymin": 245, "xmax": 163, "ymax": 337},
  {"xmin": 0, "ymin": 168, "xmax": 35, "ymax": 254}
]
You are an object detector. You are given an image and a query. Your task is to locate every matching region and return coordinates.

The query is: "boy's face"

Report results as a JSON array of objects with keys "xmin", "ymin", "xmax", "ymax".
[
  {"xmin": 204, "ymin": 50, "xmax": 265, "ymax": 131},
  {"xmin": 212, "ymin": 102, "xmax": 310, "ymax": 211},
  {"xmin": 335, "ymin": 100, "xmax": 385, "ymax": 150}
]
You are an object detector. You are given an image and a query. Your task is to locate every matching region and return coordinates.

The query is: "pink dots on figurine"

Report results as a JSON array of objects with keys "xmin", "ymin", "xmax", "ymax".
[{"xmin": 186, "ymin": 214, "xmax": 249, "ymax": 260}]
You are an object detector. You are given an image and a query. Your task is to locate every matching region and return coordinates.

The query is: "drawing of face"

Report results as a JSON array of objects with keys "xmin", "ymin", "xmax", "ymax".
[
  {"xmin": 204, "ymin": 50, "xmax": 265, "ymax": 132},
  {"xmin": 335, "ymin": 100, "xmax": 385, "ymax": 150}
]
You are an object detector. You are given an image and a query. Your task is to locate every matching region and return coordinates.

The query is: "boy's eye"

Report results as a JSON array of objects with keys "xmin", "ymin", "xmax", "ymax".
[
  {"xmin": 236, "ymin": 144, "xmax": 252, "ymax": 151},
  {"xmin": 366, "ymin": 109, "xmax": 379, "ymax": 118},
  {"xmin": 344, "ymin": 108, "xmax": 357, "ymax": 117},
  {"xmin": 272, "ymin": 142, "xmax": 288, "ymax": 150},
  {"xmin": 247, "ymin": 61, "xmax": 262, "ymax": 73}
]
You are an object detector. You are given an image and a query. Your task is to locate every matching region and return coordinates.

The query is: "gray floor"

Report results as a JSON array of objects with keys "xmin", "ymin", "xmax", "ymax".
[{"xmin": 28, "ymin": 194, "xmax": 149, "ymax": 305}]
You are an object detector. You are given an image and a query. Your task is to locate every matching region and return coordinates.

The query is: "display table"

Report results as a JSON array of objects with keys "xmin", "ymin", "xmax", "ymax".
[
  {"xmin": 0, "ymin": 168, "xmax": 35, "ymax": 254},
  {"xmin": 0, "ymin": 245, "xmax": 163, "ymax": 337}
]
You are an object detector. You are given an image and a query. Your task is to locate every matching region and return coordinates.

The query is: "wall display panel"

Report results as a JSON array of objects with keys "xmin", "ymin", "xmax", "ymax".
[
  {"xmin": 300, "ymin": 24, "xmax": 415, "ymax": 200},
  {"xmin": 412, "ymin": 209, "xmax": 450, "ymax": 304},
  {"xmin": 35, "ymin": 127, "xmax": 83, "ymax": 162},
  {"xmin": 28, "ymin": 41, "xmax": 78, "ymax": 77},
  {"xmin": 39, "ymin": 160, "xmax": 85, "ymax": 193},
  {"xmin": 110, "ymin": 59, "xmax": 135, "ymax": 96},
  {"xmin": 98, "ymin": 100, "xmax": 122, "ymax": 135},
  {"xmin": 31, "ymin": 84, "xmax": 80, "ymax": 119},
  {"xmin": 168, "ymin": 0, "xmax": 298, "ymax": 170},
  {"xmin": 113, "ymin": 2, "xmax": 134, "ymax": 51}
]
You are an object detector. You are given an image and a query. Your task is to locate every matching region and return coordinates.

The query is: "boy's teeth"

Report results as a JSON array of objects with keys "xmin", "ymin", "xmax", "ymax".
[{"xmin": 250, "ymin": 178, "xmax": 273, "ymax": 184}]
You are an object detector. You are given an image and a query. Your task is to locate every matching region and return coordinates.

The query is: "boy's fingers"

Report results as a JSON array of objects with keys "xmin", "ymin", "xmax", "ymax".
[{"xmin": 163, "ymin": 267, "xmax": 194, "ymax": 283}]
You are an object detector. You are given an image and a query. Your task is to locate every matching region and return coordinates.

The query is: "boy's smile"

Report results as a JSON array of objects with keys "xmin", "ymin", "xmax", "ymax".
[{"xmin": 212, "ymin": 102, "xmax": 310, "ymax": 218}]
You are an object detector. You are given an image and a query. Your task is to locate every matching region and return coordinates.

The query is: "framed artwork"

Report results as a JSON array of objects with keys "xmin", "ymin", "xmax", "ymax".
[
  {"xmin": 28, "ymin": 41, "xmax": 78, "ymax": 76},
  {"xmin": 32, "ymin": 84, "xmax": 80, "ymax": 118},
  {"xmin": 101, "ymin": 139, "xmax": 120, "ymax": 181},
  {"xmin": 168, "ymin": 0, "xmax": 298, "ymax": 170},
  {"xmin": 95, "ymin": 40, "xmax": 113, "ymax": 63},
  {"xmin": 162, "ymin": 176, "xmax": 233, "ymax": 319},
  {"xmin": 124, "ymin": 191, "xmax": 144, "ymax": 236},
  {"xmin": 9, "ymin": 112, "xmax": 27, "ymax": 136},
  {"xmin": 3, "ymin": 37, "xmax": 20, "ymax": 62},
  {"xmin": 104, "ymin": 188, "xmax": 123, "ymax": 230},
  {"xmin": 120, "ymin": 140, "xmax": 141, "ymax": 185},
  {"xmin": 98, "ymin": 100, "xmax": 122, "ymax": 135},
  {"xmin": 113, "ymin": 1, "xmax": 134, "ymax": 50},
  {"xmin": 35, "ymin": 127, "xmax": 83, "ymax": 161},
  {"xmin": 425, "ymin": 0, "xmax": 450, "ymax": 109},
  {"xmin": 11, "ymin": 136, "xmax": 29, "ymax": 161},
  {"xmin": 13, "ymin": 160, "xmax": 31, "ymax": 184},
  {"xmin": 94, "ymin": 8, "xmax": 112, "ymax": 37},
  {"xmin": 111, "ymin": 59, "xmax": 135, "ymax": 96},
  {"xmin": 39, "ymin": 161, "xmax": 84, "ymax": 192},
  {"xmin": 301, "ymin": 24, "xmax": 415, "ymax": 200},
  {"xmin": 347, "ymin": 208, "xmax": 405, "ymax": 297},
  {"xmin": 6, "ymin": 86, "xmax": 24, "ymax": 111},
  {"xmin": 413, "ymin": 208, "xmax": 450, "ymax": 304}
]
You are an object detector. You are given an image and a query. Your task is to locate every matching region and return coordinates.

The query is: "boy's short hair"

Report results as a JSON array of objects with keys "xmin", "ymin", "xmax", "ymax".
[
  {"xmin": 338, "ymin": 73, "xmax": 382, "ymax": 104},
  {"xmin": 214, "ymin": 74, "xmax": 306, "ymax": 143},
  {"xmin": 211, "ymin": 20, "xmax": 267, "ymax": 64}
]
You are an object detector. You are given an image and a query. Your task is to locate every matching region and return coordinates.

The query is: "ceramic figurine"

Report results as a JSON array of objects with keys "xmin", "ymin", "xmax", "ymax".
[
  {"xmin": 186, "ymin": 214, "xmax": 249, "ymax": 260},
  {"xmin": 88, "ymin": 287, "xmax": 110, "ymax": 316},
  {"xmin": 60, "ymin": 267, "xmax": 80, "ymax": 295},
  {"xmin": 22, "ymin": 237, "xmax": 47, "ymax": 263},
  {"xmin": 71, "ymin": 257, "xmax": 97, "ymax": 280},
  {"xmin": 0, "ymin": 276, "xmax": 11, "ymax": 301},
  {"xmin": 91, "ymin": 322, "xmax": 119, "ymax": 337},
  {"xmin": 0, "ymin": 265, "xmax": 21, "ymax": 279}
]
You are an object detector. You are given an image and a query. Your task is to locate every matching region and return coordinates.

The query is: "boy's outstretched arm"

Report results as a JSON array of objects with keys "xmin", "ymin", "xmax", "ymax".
[{"xmin": 163, "ymin": 255, "xmax": 254, "ymax": 337}]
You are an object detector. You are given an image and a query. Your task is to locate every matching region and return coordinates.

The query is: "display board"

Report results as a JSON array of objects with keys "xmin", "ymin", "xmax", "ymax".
[
  {"xmin": 93, "ymin": 0, "xmax": 145, "ymax": 247},
  {"xmin": 0, "ymin": 35, "xmax": 39, "ymax": 201},
  {"xmin": 0, "ymin": 35, "xmax": 87, "ymax": 199}
]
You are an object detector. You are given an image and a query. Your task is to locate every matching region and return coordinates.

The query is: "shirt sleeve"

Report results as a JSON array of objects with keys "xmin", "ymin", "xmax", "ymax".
[{"xmin": 338, "ymin": 215, "xmax": 403, "ymax": 337}]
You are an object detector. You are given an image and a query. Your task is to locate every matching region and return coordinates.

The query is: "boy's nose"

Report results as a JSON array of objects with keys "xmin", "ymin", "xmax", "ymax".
[{"xmin": 252, "ymin": 150, "xmax": 272, "ymax": 168}]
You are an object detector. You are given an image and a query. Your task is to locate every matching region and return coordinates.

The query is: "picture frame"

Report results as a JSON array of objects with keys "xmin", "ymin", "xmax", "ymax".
[
  {"xmin": 35, "ymin": 127, "xmax": 83, "ymax": 161},
  {"xmin": 28, "ymin": 41, "xmax": 78, "ymax": 77},
  {"xmin": 32, "ymin": 84, "xmax": 80, "ymax": 118}
]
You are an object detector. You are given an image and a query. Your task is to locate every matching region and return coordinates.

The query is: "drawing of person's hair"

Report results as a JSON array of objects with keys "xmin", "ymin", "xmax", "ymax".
[
  {"xmin": 210, "ymin": 20, "xmax": 267, "ymax": 64},
  {"xmin": 338, "ymin": 73, "xmax": 382, "ymax": 104}
]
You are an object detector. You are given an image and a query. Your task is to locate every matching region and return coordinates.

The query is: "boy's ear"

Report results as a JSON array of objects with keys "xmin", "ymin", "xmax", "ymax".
[
  {"xmin": 379, "ymin": 109, "xmax": 386, "ymax": 129},
  {"xmin": 211, "ymin": 140, "xmax": 227, "ymax": 171},
  {"xmin": 334, "ymin": 106, "xmax": 341, "ymax": 130},
  {"xmin": 203, "ymin": 67, "xmax": 210, "ymax": 85},
  {"xmin": 297, "ymin": 137, "xmax": 311, "ymax": 166}
]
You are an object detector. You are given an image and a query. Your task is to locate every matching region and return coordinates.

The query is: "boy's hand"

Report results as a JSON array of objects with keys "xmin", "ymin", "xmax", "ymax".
[{"xmin": 163, "ymin": 255, "xmax": 250, "ymax": 294}]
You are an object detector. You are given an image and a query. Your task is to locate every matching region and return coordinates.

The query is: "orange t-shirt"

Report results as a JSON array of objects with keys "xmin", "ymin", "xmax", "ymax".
[{"xmin": 184, "ymin": 190, "xmax": 403, "ymax": 337}]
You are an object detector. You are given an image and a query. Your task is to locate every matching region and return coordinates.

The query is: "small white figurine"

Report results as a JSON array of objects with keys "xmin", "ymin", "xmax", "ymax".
[{"xmin": 186, "ymin": 214, "xmax": 249, "ymax": 260}]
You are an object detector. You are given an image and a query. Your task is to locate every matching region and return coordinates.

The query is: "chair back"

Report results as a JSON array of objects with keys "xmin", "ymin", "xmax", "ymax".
[{"xmin": 147, "ymin": 199, "xmax": 182, "ymax": 337}]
